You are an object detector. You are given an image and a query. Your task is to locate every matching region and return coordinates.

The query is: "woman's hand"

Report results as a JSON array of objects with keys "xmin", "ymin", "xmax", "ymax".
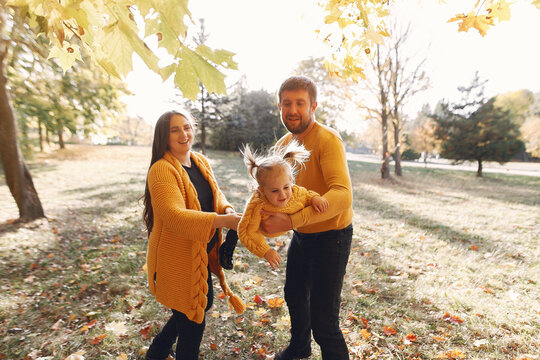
[
  {"xmin": 213, "ymin": 213, "xmax": 242, "ymax": 230},
  {"xmin": 264, "ymin": 249, "xmax": 281, "ymax": 270}
]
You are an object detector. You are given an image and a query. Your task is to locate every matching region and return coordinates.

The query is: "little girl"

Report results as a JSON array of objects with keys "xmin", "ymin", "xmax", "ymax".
[{"xmin": 220, "ymin": 140, "xmax": 328, "ymax": 270}]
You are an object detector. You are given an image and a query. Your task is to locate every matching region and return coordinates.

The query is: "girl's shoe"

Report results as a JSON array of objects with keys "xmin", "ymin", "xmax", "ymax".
[{"xmin": 219, "ymin": 229, "xmax": 238, "ymax": 270}]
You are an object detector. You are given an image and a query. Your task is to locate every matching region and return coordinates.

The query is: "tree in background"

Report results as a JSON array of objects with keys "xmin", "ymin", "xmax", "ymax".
[
  {"xmin": 386, "ymin": 24, "xmax": 429, "ymax": 176},
  {"xmin": 407, "ymin": 104, "xmax": 439, "ymax": 160},
  {"xmin": 294, "ymin": 57, "xmax": 355, "ymax": 129},
  {"xmin": 356, "ymin": 24, "xmax": 428, "ymax": 178},
  {"xmin": 211, "ymin": 86, "xmax": 284, "ymax": 151},
  {"xmin": 519, "ymin": 92, "xmax": 540, "ymax": 158},
  {"xmin": 433, "ymin": 74, "xmax": 524, "ymax": 177}
]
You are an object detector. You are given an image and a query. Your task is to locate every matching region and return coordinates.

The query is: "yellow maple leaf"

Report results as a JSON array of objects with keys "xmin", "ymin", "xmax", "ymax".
[
  {"xmin": 489, "ymin": 0, "xmax": 512, "ymax": 22},
  {"xmin": 48, "ymin": 42, "xmax": 83, "ymax": 73},
  {"xmin": 533, "ymin": 0, "xmax": 540, "ymax": 10},
  {"xmin": 473, "ymin": 15, "xmax": 494, "ymax": 36}
]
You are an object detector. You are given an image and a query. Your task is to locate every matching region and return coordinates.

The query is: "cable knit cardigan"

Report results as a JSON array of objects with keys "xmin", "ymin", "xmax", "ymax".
[
  {"xmin": 146, "ymin": 151, "xmax": 244, "ymax": 324},
  {"xmin": 238, "ymin": 185, "xmax": 320, "ymax": 258}
]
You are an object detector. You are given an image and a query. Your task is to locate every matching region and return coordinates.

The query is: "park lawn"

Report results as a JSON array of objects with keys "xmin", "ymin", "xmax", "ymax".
[{"xmin": 0, "ymin": 145, "xmax": 538, "ymax": 360}]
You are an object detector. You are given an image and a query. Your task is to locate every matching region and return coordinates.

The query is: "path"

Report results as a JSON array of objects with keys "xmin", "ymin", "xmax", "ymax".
[{"xmin": 347, "ymin": 153, "xmax": 540, "ymax": 177}]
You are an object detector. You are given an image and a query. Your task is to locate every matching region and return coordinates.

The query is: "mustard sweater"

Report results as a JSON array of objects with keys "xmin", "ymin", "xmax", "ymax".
[
  {"xmin": 238, "ymin": 185, "xmax": 319, "ymax": 257},
  {"xmin": 146, "ymin": 151, "xmax": 244, "ymax": 324},
  {"xmin": 276, "ymin": 122, "xmax": 353, "ymax": 233}
]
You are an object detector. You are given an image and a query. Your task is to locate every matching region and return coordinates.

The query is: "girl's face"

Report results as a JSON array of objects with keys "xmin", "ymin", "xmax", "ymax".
[
  {"xmin": 168, "ymin": 114, "xmax": 193, "ymax": 156},
  {"xmin": 259, "ymin": 167, "xmax": 293, "ymax": 208}
]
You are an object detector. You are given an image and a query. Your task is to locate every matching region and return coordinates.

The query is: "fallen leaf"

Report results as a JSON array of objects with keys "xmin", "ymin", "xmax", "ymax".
[
  {"xmin": 253, "ymin": 294, "xmax": 264, "ymax": 306},
  {"xmin": 405, "ymin": 333, "xmax": 417, "ymax": 342},
  {"xmin": 267, "ymin": 297, "xmax": 285, "ymax": 308},
  {"xmin": 210, "ymin": 343, "xmax": 218, "ymax": 350},
  {"xmin": 361, "ymin": 317, "xmax": 369, "ymax": 328},
  {"xmin": 383, "ymin": 326, "xmax": 397, "ymax": 335},
  {"xmin": 116, "ymin": 354, "xmax": 128, "ymax": 360},
  {"xmin": 90, "ymin": 334, "xmax": 106, "ymax": 345},
  {"xmin": 64, "ymin": 350, "xmax": 85, "ymax": 360},
  {"xmin": 51, "ymin": 319, "xmax": 63, "ymax": 331},
  {"xmin": 140, "ymin": 325, "xmax": 152, "ymax": 339},
  {"xmin": 360, "ymin": 328, "xmax": 371, "ymax": 339}
]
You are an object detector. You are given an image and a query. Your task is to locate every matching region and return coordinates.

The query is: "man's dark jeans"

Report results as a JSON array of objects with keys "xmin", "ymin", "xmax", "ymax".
[{"xmin": 284, "ymin": 224, "xmax": 353, "ymax": 360}]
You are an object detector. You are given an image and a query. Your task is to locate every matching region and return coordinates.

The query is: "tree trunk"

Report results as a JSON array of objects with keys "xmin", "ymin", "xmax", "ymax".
[
  {"xmin": 393, "ymin": 125, "xmax": 402, "ymax": 176},
  {"xmin": 381, "ymin": 115, "xmax": 390, "ymax": 179},
  {"xmin": 200, "ymin": 86, "xmax": 206, "ymax": 154},
  {"xmin": 0, "ymin": 40, "xmax": 45, "ymax": 221},
  {"xmin": 476, "ymin": 159, "xmax": 483, "ymax": 177},
  {"xmin": 57, "ymin": 121, "xmax": 65, "ymax": 149},
  {"xmin": 38, "ymin": 120, "xmax": 44, "ymax": 152}
]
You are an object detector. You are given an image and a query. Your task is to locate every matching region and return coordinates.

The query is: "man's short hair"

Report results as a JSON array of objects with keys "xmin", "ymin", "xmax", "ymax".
[{"xmin": 278, "ymin": 76, "xmax": 317, "ymax": 105}]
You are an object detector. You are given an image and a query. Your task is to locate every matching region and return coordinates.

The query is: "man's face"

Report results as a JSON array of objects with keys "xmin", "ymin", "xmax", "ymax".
[{"xmin": 278, "ymin": 89, "xmax": 317, "ymax": 136}]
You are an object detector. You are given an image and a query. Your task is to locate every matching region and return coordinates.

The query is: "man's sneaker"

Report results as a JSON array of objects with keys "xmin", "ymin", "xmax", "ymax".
[
  {"xmin": 219, "ymin": 229, "xmax": 238, "ymax": 270},
  {"xmin": 274, "ymin": 346, "xmax": 311, "ymax": 360}
]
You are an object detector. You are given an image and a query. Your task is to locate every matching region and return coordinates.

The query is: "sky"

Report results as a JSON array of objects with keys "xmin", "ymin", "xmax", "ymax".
[{"xmin": 122, "ymin": 0, "xmax": 540, "ymax": 131}]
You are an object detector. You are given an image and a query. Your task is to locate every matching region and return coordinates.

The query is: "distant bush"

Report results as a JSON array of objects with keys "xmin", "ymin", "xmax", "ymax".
[{"xmin": 401, "ymin": 149, "xmax": 421, "ymax": 161}]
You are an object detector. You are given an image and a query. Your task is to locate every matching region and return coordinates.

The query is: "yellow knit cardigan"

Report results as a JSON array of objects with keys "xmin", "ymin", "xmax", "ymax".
[
  {"xmin": 238, "ymin": 185, "xmax": 319, "ymax": 258},
  {"xmin": 146, "ymin": 151, "xmax": 244, "ymax": 324}
]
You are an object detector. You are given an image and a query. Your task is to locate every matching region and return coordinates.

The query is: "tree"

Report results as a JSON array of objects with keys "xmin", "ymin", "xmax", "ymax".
[
  {"xmin": 0, "ymin": 2, "xmax": 44, "ymax": 221},
  {"xmin": 211, "ymin": 87, "xmax": 284, "ymax": 151},
  {"xmin": 2, "ymin": 1, "xmax": 236, "ymax": 221},
  {"xmin": 408, "ymin": 104, "xmax": 439, "ymax": 160},
  {"xmin": 294, "ymin": 57, "xmax": 355, "ymax": 129},
  {"xmin": 386, "ymin": 24, "xmax": 429, "ymax": 176},
  {"xmin": 355, "ymin": 23, "xmax": 428, "ymax": 178},
  {"xmin": 433, "ymin": 75, "xmax": 524, "ymax": 177},
  {"xmin": 319, "ymin": 0, "xmax": 540, "ymax": 80}
]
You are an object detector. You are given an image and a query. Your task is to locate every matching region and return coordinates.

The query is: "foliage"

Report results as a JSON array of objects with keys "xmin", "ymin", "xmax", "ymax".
[
  {"xmin": 6, "ymin": 0, "xmax": 237, "ymax": 100},
  {"xmin": 400, "ymin": 148, "xmax": 421, "ymax": 160},
  {"xmin": 210, "ymin": 88, "xmax": 285, "ymax": 151},
  {"xmin": 294, "ymin": 57, "xmax": 355, "ymax": 129},
  {"xmin": 0, "ymin": 145, "xmax": 538, "ymax": 359},
  {"xmin": 433, "ymin": 76, "xmax": 524, "ymax": 176},
  {"xmin": 407, "ymin": 104, "xmax": 439, "ymax": 156},
  {"xmin": 318, "ymin": 0, "xmax": 540, "ymax": 80}
]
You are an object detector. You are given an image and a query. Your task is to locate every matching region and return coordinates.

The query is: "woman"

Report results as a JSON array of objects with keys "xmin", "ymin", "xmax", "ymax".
[{"xmin": 142, "ymin": 110, "xmax": 244, "ymax": 360}]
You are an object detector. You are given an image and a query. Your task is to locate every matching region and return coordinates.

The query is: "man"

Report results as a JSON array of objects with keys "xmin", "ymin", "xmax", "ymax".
[{"xmin": 261, "ymin": 76, "xmax": 353, "ymax": 360}]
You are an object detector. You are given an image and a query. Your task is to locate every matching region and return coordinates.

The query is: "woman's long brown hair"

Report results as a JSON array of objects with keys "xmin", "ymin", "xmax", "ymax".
[{"xmin": 142, "ymin": 110, "xmax": 194, "ymax": 235}]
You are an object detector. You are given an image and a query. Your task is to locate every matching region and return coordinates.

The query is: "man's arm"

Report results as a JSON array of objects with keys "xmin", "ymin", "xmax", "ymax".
[{"xmin": 289, "ymin": 135, "xmax": 352, "ymax": 229}]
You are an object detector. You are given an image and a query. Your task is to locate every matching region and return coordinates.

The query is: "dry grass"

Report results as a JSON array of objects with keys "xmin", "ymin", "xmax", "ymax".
[{"xmin": 0, "ymin": 145, "xmax": 538, "ymax": 359}]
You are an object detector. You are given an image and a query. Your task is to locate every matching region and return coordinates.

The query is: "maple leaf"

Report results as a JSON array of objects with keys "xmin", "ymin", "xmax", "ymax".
[
  {"xmin": 383, "ymin": 326, "xmax": 397, "ymax": 335},
  {"xmin": 105, "ymin": 321, "xmax": 128, "ymax": 336},
  {"xmin": 267, "ymin": 297, "xmax": 285, "ymax": 308},
  {"xmin": 64, "ymin": 350, "xmax": 86, "ymax": 360},
  {"xmin": 473, "ymin": 15, "xmax": 494, "ymax": 36},
  {"xmin": 90, "ymin": 334, "xmax": 106, "ymax": 345},
  {"xmin": 405, "ymin": 333, "xmax": 418, "ymax": 342},
  {"xmin": 534, "ymin": 0, "xmax": 540, "ymax": 9},
  {"xmin": 253, "ymin": 294, "xmax": 264, "ymax": 306},
  {"xmin": 489, "ymin": 0, "xmax": 512, "ymax": 22},
  {"xmin": 140, "ymin": 325, "xmax": 152, "ymax": 339},
  {"xmin": 360, "ymin": 328, "xmax": 371, "ymax": 339}
]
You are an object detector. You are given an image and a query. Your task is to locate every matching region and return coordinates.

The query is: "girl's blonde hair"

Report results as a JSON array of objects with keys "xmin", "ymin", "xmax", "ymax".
[{"xmin": 241, "ymin": 140, "xmax": 310, "ymax": 189}]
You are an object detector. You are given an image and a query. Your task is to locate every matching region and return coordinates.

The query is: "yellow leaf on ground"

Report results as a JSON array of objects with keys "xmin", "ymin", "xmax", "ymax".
[{"xmin": 360, "ymin": 328, "xmax": 371, "ymax": 339}]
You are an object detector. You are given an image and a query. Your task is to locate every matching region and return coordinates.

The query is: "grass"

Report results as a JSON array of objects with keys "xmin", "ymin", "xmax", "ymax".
[{"xmin": 0, "ymin": 145, "xmax": 538, "ymax": 360}]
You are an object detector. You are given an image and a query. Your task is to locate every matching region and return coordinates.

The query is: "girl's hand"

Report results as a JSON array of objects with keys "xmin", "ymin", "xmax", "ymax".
[
  {"xmin": 264, "ymin": 249, "xmax": 281, "ymax": 270},
  {"xmin": 311, "ymin": 196, "xmax": 329, "ymax": 213}
]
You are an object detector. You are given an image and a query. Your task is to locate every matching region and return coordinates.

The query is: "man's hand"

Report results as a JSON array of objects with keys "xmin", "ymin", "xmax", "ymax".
[{"xmin": 260, "ymin": 210, "xmax": 293, "ymax": 234}]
